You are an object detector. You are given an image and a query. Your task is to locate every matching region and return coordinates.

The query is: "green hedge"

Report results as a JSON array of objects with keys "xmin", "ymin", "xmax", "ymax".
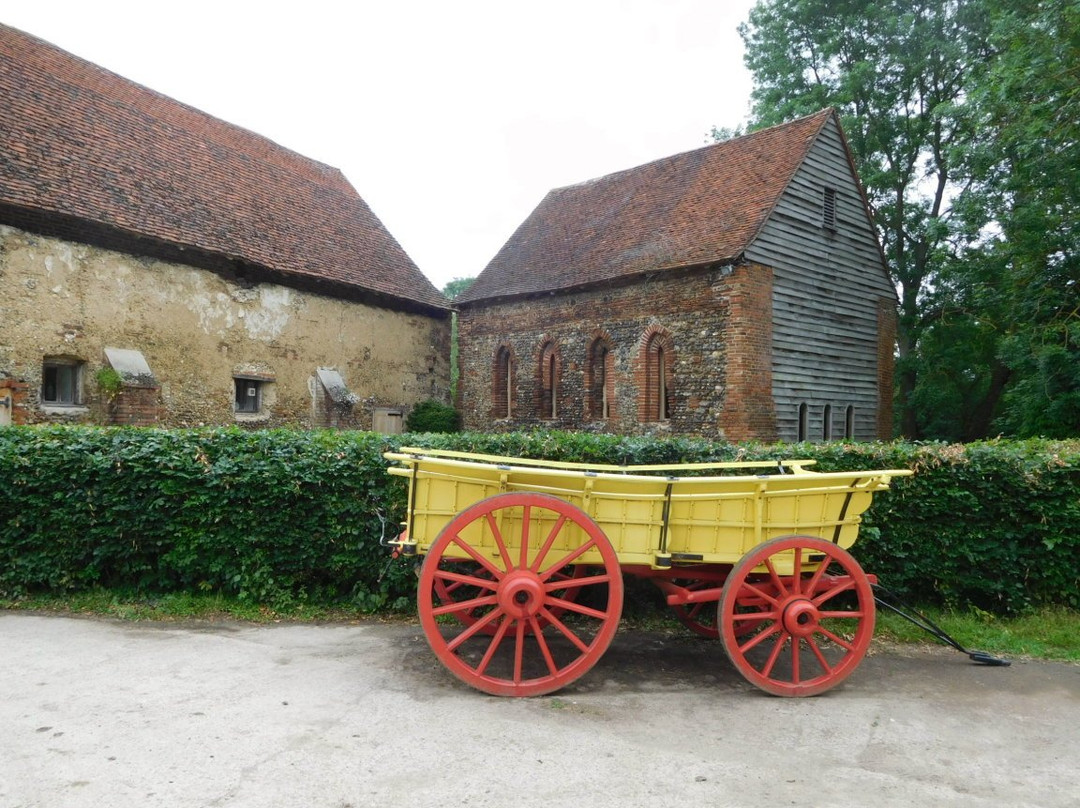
[{"xmin": 1, "ymin": 426, "xmax": 1077, "ymax": 613}]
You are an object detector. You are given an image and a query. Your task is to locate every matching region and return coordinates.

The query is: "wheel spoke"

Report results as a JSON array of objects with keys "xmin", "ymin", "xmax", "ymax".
[
  {"xmin": 530, "ymin": 515, "xmax": 568, "ymax": 573},
  {"xmin": 432, "ymin": 593, "xmax": 498, "ymax": 618},
  {"xmin": 434, "ymin": 568, "xmax": 499, "ymax": 592},
  {"xmin": 764, "ymin": 557, "xmax": 789, "ymax": 598},
  {"xmin": 545, "ymin": 595, "xmax": 610, "ymax": 621},
  {"xmin": 541, "ymin": 608, "xmax": 592, "ymax": 654},
  {"xmin": 802, "ymin": 555, "xmax": 830, "ymax": 596},
  {"xmin": 790, "ymin": 547, "xmax": 803, "ymax": 594},
  {"xmin": 483, "ymin": 512, "xmax": 513, "ymax": 571},
  {"xmin": 512, "ymin": 618, "xmax": 527, "ymax": 683},
  {"xmin": 738, "ymin": 579, "xmax": 782, "ymax": 608},
  {"xmin": 545, "ymin": 571, "xmax": 610, "ymax": 591},
  {"xmin": 473, "ymin": 619, "xmax": 512, "ymax": 676},
  {"xmin": 731, "ymin": 609, "xmax": 779, "ymax": 624},
  {"xmin": 447, "ymin": 607, "xmax": 506, "ymax": 653},
  {"xmin": 539, "ymin": 537, "xmax": 597, "ymax": 575},
  {"xmin": 518, "ymin": 504, "xmax": 532, "ymax": 569},
  {"xmin": 530, "ymin": 616, "xmax": 560, "ymax": 677},
  {"xmin": 737, "ymin": 620, "xmax": 781, "ymax": 654},
  {"xmin": 760, "ymin": 633, "xmax": 788, "ymax": 678},
  {"xmin": 806, "ymin": 634, "xmax": 833, "ymax": 673},
  {"xmin": 815, "ymin": 624, "xmax": 856, "ymax": 652},
  {"xmin": 819, "ymin": 609, "xmax": 865, "ymax": 620},
  {"xmin": 790, "ymin": 636, "xmax": 801, "ymax": 684},
  {"xmin": 450, "ymin": 534, "xmax": 505, "ymax": 578},
  {"xmin": 813, "ymin": 577, "xmax": 856, "ymax": 606}
]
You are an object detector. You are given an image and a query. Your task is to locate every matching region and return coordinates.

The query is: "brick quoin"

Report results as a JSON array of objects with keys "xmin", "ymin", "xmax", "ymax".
[
  {"xmin": 720, "ymin": 264, "xmax": 777, "ymax": 442},
  {"xmin": 107, "ymin": 386, "xmax": 162, "ymax": 426},
  {"xmin": 876, "ymin": 298, "xmax": 897, "ymax": 439}
]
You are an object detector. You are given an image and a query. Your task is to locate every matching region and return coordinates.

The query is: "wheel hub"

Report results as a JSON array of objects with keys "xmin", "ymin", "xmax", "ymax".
[
  {"xmin": 781, "ymin": 598, "xmax": 820, "ymax": 638},
  {"xmin": 497, "ymin": 571, "xmax": 546, "ymax": 619}
]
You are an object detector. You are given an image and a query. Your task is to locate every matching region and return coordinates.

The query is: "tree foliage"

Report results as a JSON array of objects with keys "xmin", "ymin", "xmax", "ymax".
[
  {"xmin": 442, "ymin": 276, "xmax": 476, "ymax": 301},
  {"xmin": 736, "ymin": 0, "xmax": 1079, "ymax": 438},
  {"xmin": 955, "ymin": 0, "xmax": 1080, "ymax": 437}
]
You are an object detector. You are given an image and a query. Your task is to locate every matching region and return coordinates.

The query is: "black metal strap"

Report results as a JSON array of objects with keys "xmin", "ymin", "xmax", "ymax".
[
  {"xmin": 658, "ymin": 480, "xmax": 675, "ymax": 555},
  {"xmin": 872, "ymin": 584, "xmax": 1011, "ymax": 666}
]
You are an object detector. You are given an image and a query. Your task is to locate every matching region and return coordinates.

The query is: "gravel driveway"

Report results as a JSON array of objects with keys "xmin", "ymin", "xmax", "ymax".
[{"xmin": 1, "ymin": 613, "xmax": 1076, "ymax": 808}]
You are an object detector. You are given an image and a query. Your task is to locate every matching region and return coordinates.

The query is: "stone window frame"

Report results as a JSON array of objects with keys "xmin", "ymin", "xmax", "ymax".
[
  {"xmin": 492, "ymin": 345, "xmax": 515, "ymax": 419},
  {"xmin": 537, "ymin": 338, "xmax": 561, "ymax": 420},
  {"xmin": 41, "ymin": 356, "xmax": 86, "ymax": 408},
  {"xmin": 585, "ymin": 332, "xmax": 615, "ymax": 421},
  {"xmin": 637, "ymin": 325, "xmax": 675, "ymax": 423},
  {"xmin": 233, "ymin": 373, "xmax": 275, "ymax": 419}
]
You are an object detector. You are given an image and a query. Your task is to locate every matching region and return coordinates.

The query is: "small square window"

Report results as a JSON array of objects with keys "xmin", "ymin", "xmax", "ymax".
[
  {"xmin": 234, "ymin": 378, "xmax": 262, "ymax": 413},
  {"xmin": 42, "ymin": 360, "xmax": 84, "ymax": 406}
]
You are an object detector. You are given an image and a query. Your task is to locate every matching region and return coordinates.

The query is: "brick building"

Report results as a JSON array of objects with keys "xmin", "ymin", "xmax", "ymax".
[
  {"xmin": 0, "ymin": 25, "xmax": 450, "ymax": 430},
  {"xmin": 455, "ymin": 110, "xmax": 896, "ymax": 442}
]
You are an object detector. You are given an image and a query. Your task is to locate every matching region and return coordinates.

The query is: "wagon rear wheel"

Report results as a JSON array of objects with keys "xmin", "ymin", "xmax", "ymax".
[
  {"xmin": 668, "ymin": 579, "xmax": 721, "ymax": 639},
  {"xmin": 719, "ymin": 535, "xmax": 875, "ymax": 697},
  {"xmin": 418, "ymin": 492, "xmax": 623, "ymax": 697}
]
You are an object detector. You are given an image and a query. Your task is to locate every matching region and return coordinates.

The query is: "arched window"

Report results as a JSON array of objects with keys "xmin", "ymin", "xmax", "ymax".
[
  {"xmin": 844, "ymin": 405, "xmax": 855, "ymax": 439},
  {"xmin": 586, "ymin": 335, "xmax": 614, "ymax": 420},
  {"xmin": 822, "ymin": 404, "xmax": 833, "ymax": 441},
  {"xmin": 639, "ymin": 327, "xmax": 675, "ymax": 422},
  {"xmin": 492, "ymin": 346, "xmax": 514, "ymax": 419},
  {"xmin": 538, "ymin": 340, "xmax": 560, "ymax": 419},
  {"xmin": 797, "ymin": 402, "xmax": 809, "ymax": 442}
]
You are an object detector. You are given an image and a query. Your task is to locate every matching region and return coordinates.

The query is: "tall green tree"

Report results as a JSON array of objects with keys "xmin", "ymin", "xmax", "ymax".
[
  {"xmin": 738, "ymin": 0, "xmax": 994, "ymax": 437},
  {"xmin": 952, "ymin": 0, "xmax": 1080, "ymax": 436}
]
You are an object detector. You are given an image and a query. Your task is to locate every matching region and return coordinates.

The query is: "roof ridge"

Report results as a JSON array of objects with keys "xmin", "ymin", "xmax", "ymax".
[
  {"xmin": 0, "ymin": 23, "xmax": 448, "ymax": 312},
  {"xmin": 458, "ymin": 109, "xmax": 837, "ymax": 305},
  {"xmin": 551, "ymin": 107, "xmax": 835, "ymax": 195}
]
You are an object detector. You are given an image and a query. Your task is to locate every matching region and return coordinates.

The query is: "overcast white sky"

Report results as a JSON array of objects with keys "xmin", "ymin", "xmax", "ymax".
[{"xmin": 4, "ymin": 0, "xmax": 758, "ymax": 291}]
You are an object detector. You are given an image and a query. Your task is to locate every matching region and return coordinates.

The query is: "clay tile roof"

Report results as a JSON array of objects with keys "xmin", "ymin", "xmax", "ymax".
[
  {"xmin": 0, "ymin": 24, "xmax": 448, "ymax": 312},
  {"xmin": 457, "ymin": 108, "xmax": 835, "ymax": 305}
]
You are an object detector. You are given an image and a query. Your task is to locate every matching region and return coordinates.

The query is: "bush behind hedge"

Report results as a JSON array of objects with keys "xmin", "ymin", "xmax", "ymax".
[{"xmin": 1, "ymin": 426, "xmax": 1077, "ymax": 613}]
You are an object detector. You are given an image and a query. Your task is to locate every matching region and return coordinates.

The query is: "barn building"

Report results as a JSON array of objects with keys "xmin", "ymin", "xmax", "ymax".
[
  {"xmin": 0, "ymin": 24, "xmax": 450, "ymax": 430},
  {"xmin": 455, "ymin": 109, "xmax": 896, "ymax": 442}
]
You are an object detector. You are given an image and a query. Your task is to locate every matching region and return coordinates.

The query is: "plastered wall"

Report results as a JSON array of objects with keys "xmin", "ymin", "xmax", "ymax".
[{"xmin": 0, "ymin": 225, "xmax": 450, "ymax": 428}]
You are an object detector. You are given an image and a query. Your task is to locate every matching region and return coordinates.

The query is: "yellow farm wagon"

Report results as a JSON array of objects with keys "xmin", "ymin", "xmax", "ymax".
[{"xmin": 384, "ymin": 447, "xmax": 913, "ymax": 698}]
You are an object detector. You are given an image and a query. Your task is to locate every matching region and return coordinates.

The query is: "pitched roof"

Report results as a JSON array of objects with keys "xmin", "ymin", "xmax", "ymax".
[
  {"xmin": 457, "ymin": 109, "xmax": 836, "ymax": 305},
  {"xmin": 0, "ymin": 25, "xmax": 448, "ymax": 312}
]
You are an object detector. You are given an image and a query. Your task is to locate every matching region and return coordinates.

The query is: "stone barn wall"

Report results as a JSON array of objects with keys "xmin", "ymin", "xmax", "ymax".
[
  {"xmin": 0, "ymin": 224, "xmax": 451, "ymax": 428},
  {"xmin": 456, "ymin": 264, "xmax": 777, "ymax": 441}
]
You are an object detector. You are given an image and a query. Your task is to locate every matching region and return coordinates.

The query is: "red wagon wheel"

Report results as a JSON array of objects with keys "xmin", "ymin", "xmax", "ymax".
[
  {"xmin": 669, "ymin": 579, "xmax": 722, "ymax": 639},
  {"xmin": 669, "ymin": 577, "xmax": 778, "ymax": 639},
  {"xmin": 418, "ymin": 492, "xmax": 623, "ymax": 697},
  {"xmin": 719, "ymin": 535, "xmax": 875, "ymax": 697}
]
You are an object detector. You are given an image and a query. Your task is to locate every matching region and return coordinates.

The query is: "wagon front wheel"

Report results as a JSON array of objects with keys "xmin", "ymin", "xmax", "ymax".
[
  {"xmin": 719, "ymin": 535, "xmax": 875, "ymax": 697},
  {"xmin": 418, "ymin": 492, "xmax": 623, "ymax": 697}
]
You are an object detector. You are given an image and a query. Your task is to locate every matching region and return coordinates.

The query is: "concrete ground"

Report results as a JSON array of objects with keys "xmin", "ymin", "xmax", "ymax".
[{"xmin": 1, "ymin": 612, "xmax": 1076, "ymax": 808}]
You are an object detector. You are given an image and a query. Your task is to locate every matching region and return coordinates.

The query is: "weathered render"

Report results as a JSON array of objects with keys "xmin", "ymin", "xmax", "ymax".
[
  {"xmin": 456, "ymin": 110, "xmax": 895, "ymax": 442},
  {"xmin": 0, "ymin": 24, "xmax": 450, "ymax": 429}
]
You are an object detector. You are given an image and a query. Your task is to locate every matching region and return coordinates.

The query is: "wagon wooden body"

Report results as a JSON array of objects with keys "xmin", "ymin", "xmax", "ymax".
[{"xmin": 384, "ymin": 447, "xmax": 912, "ymax": 698}]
